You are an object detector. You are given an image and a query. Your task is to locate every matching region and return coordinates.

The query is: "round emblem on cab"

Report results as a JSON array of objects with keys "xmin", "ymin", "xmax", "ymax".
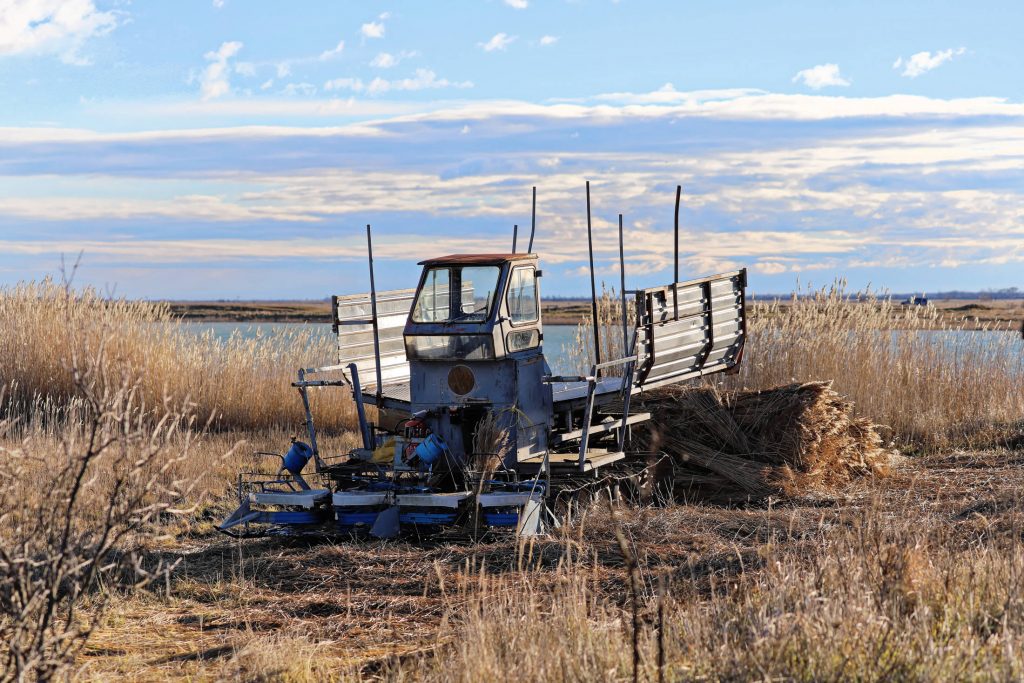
[{"xmin": 447, "ymin": 364, "xmax": 475, "ymax": 395}]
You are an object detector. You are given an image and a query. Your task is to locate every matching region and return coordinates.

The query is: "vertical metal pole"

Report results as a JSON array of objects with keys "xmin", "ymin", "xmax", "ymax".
[
  {"xmin": 618, "ymin": 213, "xmax": 628, "ymax": 357},
  {"xmin": 579, "ymin": 366, "xmax": 597, "ymax": 472},
  {"xmin": 366, "ymin": 224, "xmax": 383, "ymax": 395},
  {"xmin": 527, "ymin": 186, "xmax": 537, "ymax": 252},
  {"xmin": 348, "ymin": 363, "xmax": 372, "ymax": 450},
  {"xmin": 297, "ymin": 368, "xmax": 324, "ymax": 471},
  {"xmin": 673, "ymin": 185, "xmax": 681, "ymax": 321},
  {"xmin": 586, "ymin": 181, "xmax": 601, "ymax": 371},
  {"xmin": 512, "ymin": 224, "xmax": 518, "ymax": 254},
  {"xmin": 615, "ymin": 208, "xmax": 632, "ymax": 441}
]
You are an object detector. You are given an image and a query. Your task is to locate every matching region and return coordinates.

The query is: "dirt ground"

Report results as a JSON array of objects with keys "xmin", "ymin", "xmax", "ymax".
[{"xmin": 75, "ymin": 446, "xmax": 1024, "ymax": 680}]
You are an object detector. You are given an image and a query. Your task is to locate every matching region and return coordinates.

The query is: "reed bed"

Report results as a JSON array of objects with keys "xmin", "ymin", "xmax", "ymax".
[
  {"xmin": 729, "ymin": 283, "xmax": 1024, "ymax": 451},
  {"xmin": 570, "ymin": 281, "xmax": 1024, "ymax": 452},
  {"xmin": 0, "ymin": 280, "xmax": 356, "ymax": 432}
]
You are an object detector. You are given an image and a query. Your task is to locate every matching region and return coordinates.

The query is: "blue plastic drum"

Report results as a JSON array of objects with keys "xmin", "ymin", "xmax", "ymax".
[
  {"xmin": 283, "ymin": 441, "xmax": 313, "ymax": 475},
  {"xmin": 413, "ymin": 434, "xmax": 446, "ymax": 465}
]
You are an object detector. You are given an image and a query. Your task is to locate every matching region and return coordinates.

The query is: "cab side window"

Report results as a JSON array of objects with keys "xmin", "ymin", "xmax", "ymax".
[{"xmin": 507, "ymin": 266, "xmax": 538, "ymax": 324}]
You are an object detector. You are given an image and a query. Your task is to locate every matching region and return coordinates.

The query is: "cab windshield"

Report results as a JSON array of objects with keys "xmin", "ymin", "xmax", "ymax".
[{"xmin": 411, "ymin": 265, "xmax": 501, "ymax": 323}]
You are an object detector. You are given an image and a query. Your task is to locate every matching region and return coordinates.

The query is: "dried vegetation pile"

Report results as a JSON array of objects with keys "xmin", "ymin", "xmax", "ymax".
[{"xmin": 639, "ymin": 381, "xmax": 891, "ymax": 502}]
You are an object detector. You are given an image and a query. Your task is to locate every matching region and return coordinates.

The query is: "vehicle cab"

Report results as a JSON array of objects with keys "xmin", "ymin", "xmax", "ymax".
[
  {"xmin": 404, "ymin": 253, "xmax": 542, "ymax": 362},
  {"xmin": 402, "ymin": 253, "xmax": 551, "ymax": 466}
]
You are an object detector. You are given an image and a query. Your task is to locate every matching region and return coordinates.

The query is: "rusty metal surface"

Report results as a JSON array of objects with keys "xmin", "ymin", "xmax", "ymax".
[{"xmin": 417, "ymin": 253, "xmax": 538, "ymax": 266}]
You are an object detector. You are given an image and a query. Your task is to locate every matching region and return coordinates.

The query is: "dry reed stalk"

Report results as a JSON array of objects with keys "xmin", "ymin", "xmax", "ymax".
[
  {"xmin": 729, "ymin": 282, "xmax": 1024, "ymax": 451},
  {"xmin": 566, "ymin": 284, "xmax": 636, "ymax": 376},
  {"xmin": 573, "ymin": 281, "xmax": 1024, "ymax": 452},
  {"xmin": 469, "ymin": 410, "xmax": 510, "ymax": 476},
  {"xmin": 0, "ymin": 280, "xmax": 357, "ymax": 433}
]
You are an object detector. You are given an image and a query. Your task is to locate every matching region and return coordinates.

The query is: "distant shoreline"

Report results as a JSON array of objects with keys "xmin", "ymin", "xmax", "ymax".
[
  {"xmin": 163, "ymin": 298, "xmax": 1023, "ymax": 330},
  {"xmin": 164, "ymin": 300, "xmax": 592, "ymax": 325}
]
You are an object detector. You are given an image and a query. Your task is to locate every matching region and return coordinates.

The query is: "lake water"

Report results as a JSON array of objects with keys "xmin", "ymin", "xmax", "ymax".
[
  {"xmin": 180, "ymin": 321, "xmax": 582, "ymax": 374},
  {"xmin": 178, "ymin": 322, "xmax": 1021, "ymax": 379}
]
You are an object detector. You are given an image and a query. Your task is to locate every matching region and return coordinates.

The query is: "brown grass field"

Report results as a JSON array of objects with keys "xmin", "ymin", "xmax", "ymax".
[{"xmin": 2, "ymin": 279, "xmax": 1024, "ymax": 681}]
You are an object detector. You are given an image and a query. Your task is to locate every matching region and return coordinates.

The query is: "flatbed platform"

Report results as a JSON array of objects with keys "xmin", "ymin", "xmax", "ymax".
[{"xmin": 517, "ymin": 449, "xmax": 626, "ymax": 473}]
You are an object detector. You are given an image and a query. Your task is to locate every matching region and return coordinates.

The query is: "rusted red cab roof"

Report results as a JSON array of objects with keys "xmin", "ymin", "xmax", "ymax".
[{"xmin": 417, "ymin": 253, "xmax": 538, "ymax": 266}]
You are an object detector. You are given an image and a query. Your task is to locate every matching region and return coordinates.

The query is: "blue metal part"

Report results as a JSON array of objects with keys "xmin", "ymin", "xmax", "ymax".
[
  {"xmin": 400, "ymin": 511, "xmax": 458, "ymax": 525},
  {"xmin": 266, "ymin": 510, "xmax": 323, "ymax": 525},
  {"xmin": 282, "ymin": 441, "xmax": 313, "ymax": 475},
  {"xmin": 348, "ymin": 363, "xmax": 373, "ymax": 450},
  {"xmin": 483, "ymin": 511, "xmax": 520, "ymax": 527},
  {"xmin": 335, "ymin": 509, "xmax": 383, "ymax": 528}
]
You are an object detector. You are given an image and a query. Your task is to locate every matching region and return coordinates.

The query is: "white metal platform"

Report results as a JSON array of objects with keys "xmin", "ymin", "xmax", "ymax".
[
  {"xmin": 332, "ymin": 491, "xmax": 390, "ymax": 506},
  {"xmin": 477, "ymin": 492, "xmax": 543, "ymax": 508},
  {"xmin": 396, "ymin": 491, "xmax": 473, "ymax": 508},
  {"xmin": 249, "ymin": 488, "xmax": 330, "ymax": 509}
]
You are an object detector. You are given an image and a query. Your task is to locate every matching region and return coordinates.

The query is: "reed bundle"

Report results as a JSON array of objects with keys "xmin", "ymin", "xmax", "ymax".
[{"xmin": 638, "ymin": 381, "xmax": 891, "ymax": 503}]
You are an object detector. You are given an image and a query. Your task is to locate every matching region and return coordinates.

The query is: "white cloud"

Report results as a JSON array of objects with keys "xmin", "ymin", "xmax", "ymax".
[
  {"xmin": 893, "ymin": 47, "xmax": 966, "ymax": 78},
  {"xmin": 754, "ymin": 261, "xmax": 790, "ymax": 275},
  {"xmin": 212, "ymin": 0, "xmax": 225, "ymax": 8},
  {"xmin": 479, "ymin": 32, "xmax": 516, "ymax": 52},
  {"xmin": 8, "ymin": 88, "xmax": 1024, "ymax": 287},
  {"xmin": 323, "ymin": 77, "xmax": 365, "ymax": 92},
  {"xmin": 318, "ymin": 40, "xmax": 345, "ymax": 60},
  {"xmin": 504, "ymin": 0, "xmax": 528, "ymax": 8},
  {"xmin": 0, "ymin": 0, "xmax": 118, "ymax": 64},
  {"xmin": 361, "ymin": 21, "xmax": 384, "ymax": 38},
  {"xmin": 259, "ymin": 79, "xmax": 273, "ymax": 90},
  {"xmin": 325, "ymin": 69, "xmax": 472, "ymax": 96},
  {"xmin": 539, "ymin": 35, "xmax": 559, "ymax": 46},
  {"xmin": 365, "ymin": 68, "xmax": 473, "ymax": 95},
  {"xmin": 591, "ymin": 83, "xmax": 765, "ymax": 105},
  {"xmin": 199, "ymin": 41, "xmax": 243, "ymax": 100},
  {"xmin": 792, "ymin": 63, "xmax": 850, "ymax": 89},
  {"xmin": 371, "ymin": 52, "xmax": 397, "ymax": 68},
  {"xmin": 370, "ymin": 50, "xmax": 417, "ymax": 68},
  {"xmin": 282, "ymin": 82, "xmax": 317, "ymax": 97},
  {"xmin": 361, "ymin": 13, "xmax": 390, "ymax": 39}
]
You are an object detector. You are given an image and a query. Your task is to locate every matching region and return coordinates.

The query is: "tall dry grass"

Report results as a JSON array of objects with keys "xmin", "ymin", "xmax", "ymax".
[
  {"xmin": 569, "ymin": 281, "xmax": 1024, "ymax": 451},
  {"xmin": 0, "ymin": 280, "xmax": 355, "ymax": 432},
  {"xmin": 408, "ymin": 500, "xmax": 1024, "ymax": 682},
  {"xmin": 728, "ymin": 283, "xmax": 1024, "ymax": 451},
  {"xmin": 567, "ymin": 284, "xmax": 635, "ymax": 376}
]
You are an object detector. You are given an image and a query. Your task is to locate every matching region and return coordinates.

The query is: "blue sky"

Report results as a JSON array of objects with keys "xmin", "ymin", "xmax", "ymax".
[{"xmin": 1, "ymin": 0, "xmax": 1023, "ymax": 298}]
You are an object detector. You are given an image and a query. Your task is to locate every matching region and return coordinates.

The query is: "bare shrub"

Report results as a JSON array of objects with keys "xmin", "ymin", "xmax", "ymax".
[{"xmin": 0, "ymin": 338, "xmax": 209, "ymax": 681}]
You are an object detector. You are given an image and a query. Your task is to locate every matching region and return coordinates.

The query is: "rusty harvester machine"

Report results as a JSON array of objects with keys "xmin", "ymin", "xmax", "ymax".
[{"xmin": 219, "ymin": 185, "xmax": 748, "ymax": 538}]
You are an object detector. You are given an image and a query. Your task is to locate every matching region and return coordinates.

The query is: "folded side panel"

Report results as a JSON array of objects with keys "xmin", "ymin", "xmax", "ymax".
[
  {"xmin": 333, "ymin": 288, "xmax": 416, "ymax": 389},
  {"xmin": 633, "ymin": 269, "xmax": 747, "ymax": 391}
]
